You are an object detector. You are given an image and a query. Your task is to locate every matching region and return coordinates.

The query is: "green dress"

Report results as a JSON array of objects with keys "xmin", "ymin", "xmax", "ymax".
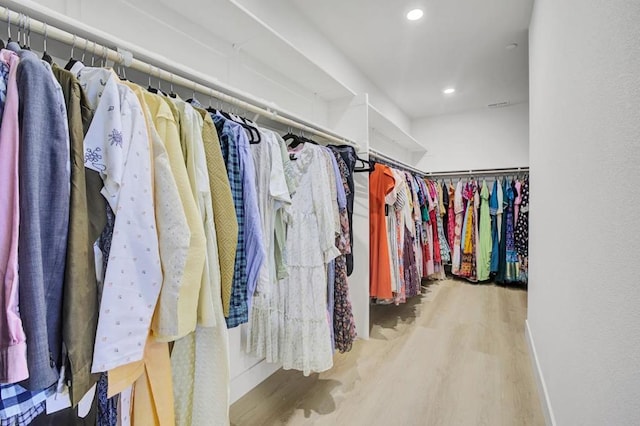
[{"xmin": 477, "ymin": 181, "xmax": 493, "ymax": 281}]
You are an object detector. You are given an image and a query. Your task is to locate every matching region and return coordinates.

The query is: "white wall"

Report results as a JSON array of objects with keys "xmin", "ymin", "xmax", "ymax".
[
  {"xmin": 527, "ymin": 1, "xmax": 640, "ymax": 425},
  {"xmin": 412, "ymin": 103, "xmax": 529, "ymax": 172}
]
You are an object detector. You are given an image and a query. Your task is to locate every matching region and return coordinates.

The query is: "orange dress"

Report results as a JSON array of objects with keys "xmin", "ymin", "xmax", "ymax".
[{"xmin": 369, "ymin": 164, "xmax": 396, "ymax": 299}]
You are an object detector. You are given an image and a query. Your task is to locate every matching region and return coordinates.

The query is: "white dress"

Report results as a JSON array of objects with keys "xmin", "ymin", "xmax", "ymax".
[
  {"xmin": 280, "ymin": 143, "xmax": 340, "ymax": 375},
  {"xmin": 246, "ymin": 130, "xmax": 291, "ymax": 362}
]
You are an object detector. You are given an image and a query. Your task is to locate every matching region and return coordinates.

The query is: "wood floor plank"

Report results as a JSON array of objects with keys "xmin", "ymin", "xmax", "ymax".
[{"xmin": 230, "ymin": 280, "xmax": 544, "ymax": 426}]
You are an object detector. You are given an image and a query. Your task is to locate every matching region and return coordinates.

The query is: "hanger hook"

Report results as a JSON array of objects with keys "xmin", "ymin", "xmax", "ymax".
[
  {"xmin": 43, "ymin": 22, "xmax": 48, "ymax": 52},
  {"xmin": 90, "ymin": 41, "xmax": 96, "ymax": 66},
  {"xmin": 102, "ymin": 44, "xmax": 108, "ymax": 67},
  {"xmin": 170, "ymin": 74, "xmax": 174, "ymax": 94},
  {"xmin": 192, "ymin": 82, "xmax": 196, "ymax": 100},
  {"xmin": 81, "ymin": 38, "xmax": 88, "ymax": 62},
  {"xmin": 26, "ymin": 15, "xmax": 31, "ymax": 48},
  {"xmin": 148, "ymin": 64, "xmax": 152, "ymax": 87},
  {"xmin": 156, "ymin": 66, "xmax": 162, "ymax": 91},
  {"xmin": 71, "ymin": 34, "xmax": 77, "ymax": 58},
  {"xmin": 118, "ymin": 52, "xmax": 127, "ymax": 79},
  {"xmin": 16, "ymin": 13, "xmax": 21, "ymax": 45},
  {"xmin": 22, "ymin": 14, "xmax": 27, "ymax": 47},
  {"xmin": 23, "ymin": 14, "xmax": 28, "ymax": 47},
  {"xmin": 6, "ymin": 7, "xmax": 11, "ymax": 41}
]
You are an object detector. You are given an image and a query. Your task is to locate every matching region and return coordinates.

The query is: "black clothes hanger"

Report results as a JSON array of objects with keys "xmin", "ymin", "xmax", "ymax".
[
  {"xmin": 216, "ymin": 110, "xmax": 262, "ymax": 144},
  {"xmin": 283, "ymin": 132, "xmax": 317, "ymax": 149},
  {"xmin": 353, "ymin": 154, "xmax": 373, "ymax": 173},
  {"xmin": 283, "ymin": 132, "xmax": 317, "ymax": 160},
  {"xmin": 168, "ymin": 76, "xmax": 177, "ymax": 98}
]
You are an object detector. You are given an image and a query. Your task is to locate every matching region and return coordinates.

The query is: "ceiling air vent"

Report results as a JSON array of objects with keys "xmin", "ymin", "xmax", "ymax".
[{"xmin": 488, "ymin": 101, "xmax": 511, "ymax": 108}]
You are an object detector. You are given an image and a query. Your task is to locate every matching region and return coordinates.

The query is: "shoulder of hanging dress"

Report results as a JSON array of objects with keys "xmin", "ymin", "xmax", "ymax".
[{"xmin": 148, "ymin": 93, "xmax": 176, "ymax": 122}]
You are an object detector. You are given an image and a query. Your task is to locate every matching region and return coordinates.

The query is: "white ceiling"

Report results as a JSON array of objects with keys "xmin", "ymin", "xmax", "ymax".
[{"xmin": 287, "ymin": 0, "xmax": 533, "ymax": 118}]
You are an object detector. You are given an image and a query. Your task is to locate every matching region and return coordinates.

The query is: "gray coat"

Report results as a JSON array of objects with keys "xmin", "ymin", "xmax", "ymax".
[{"xmin": 16, "ymin": 49, "xmax": 70, "ymax": 390}]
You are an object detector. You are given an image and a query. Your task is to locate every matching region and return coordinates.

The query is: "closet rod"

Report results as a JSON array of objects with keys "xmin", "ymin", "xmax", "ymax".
[
  {"xmin": 368, "ymin": 148, "xmax": 427, "ymax": 177},
  {"xmin": 0, "ymin": 0, "xmax": 360, "ymax": 151},
  {"xmin": 425, "ymin": 166, "xmax": 530, "ymax": 178}
]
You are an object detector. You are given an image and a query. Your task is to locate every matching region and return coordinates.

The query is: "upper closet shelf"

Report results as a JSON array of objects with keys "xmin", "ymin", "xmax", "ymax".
[
  {"xmin": 158, "ymin": 0, "xmax": 357, "ymax": 102},
  {"xmin": 368, "ymin": 103, "xmax": 426, "ymax": 153}
]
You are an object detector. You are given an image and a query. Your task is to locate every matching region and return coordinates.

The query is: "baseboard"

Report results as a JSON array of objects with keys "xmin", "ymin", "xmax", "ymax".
[
  {"xmin": 525, "ymin": 320, "xmax": 557, "ymax": 426},
  {"xmin": 230, "ymin": 358, "xmax": 282, "ymax": 404}
]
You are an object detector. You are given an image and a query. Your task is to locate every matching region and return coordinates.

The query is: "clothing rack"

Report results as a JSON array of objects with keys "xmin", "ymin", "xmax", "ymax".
[
  {"xmin": 0, "ymin": 0, "xmax": 360, "ymax": 151},
  {"xmin": 425, "ymin": 166, "xmax": 529, "ymax": 179},
  {"xmin": 368, "ymin": 148, "xmax": 427, "ymax": 177}
]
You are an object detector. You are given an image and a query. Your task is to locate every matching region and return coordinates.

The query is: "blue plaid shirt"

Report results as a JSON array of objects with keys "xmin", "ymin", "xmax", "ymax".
[
  {"xmin": 214, "ymin": 114, "xmax": 249, "ymax": 328},
  {"xmin": 0, "ymin": 384, "xmax": 54, "ymax": 425}
]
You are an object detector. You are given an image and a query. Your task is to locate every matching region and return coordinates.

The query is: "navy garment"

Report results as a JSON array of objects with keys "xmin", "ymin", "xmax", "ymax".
[
  {"xmin": 15, "ymin": 49, "xmax": 70, "ymax": 390},
  {"xmin": 96, "ymin": 373, "xmax": 117, "ymax": 426},
  {"xmin": 328, "ymin": 145, "xmax": 356, "ymax": 276}
]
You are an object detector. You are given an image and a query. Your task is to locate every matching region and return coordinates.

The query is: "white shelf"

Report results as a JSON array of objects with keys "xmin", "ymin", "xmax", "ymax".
[
  {"xmin": 368, "ymin": 103, "xmax": 426, "ymax": 153},
  {"xmin": 159, "ymin": 0, "xmax": 357, "ymax": 102}
]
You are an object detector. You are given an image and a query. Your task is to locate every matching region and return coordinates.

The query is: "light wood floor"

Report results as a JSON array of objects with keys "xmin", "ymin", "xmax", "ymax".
[{"xmin": 230, "ymin": 279, "xmax": 545, "ymax": 426}]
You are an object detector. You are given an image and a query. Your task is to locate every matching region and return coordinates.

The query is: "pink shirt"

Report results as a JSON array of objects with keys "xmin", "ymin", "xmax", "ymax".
[{"xmin": 0, "ymin": 49, "xmax": 28, "ymax": 383}]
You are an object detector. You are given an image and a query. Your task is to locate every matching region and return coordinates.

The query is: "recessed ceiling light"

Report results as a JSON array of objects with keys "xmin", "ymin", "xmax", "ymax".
[
  {"xmin": 506, "ymin": 43, "xmax": 519, "ymax": 50},
  {"xmin": 406, "ymin": 9, "xmax": 424, "ymax": 21},
  {"xmin": 443, "ymin": 88, "xmax": 456, "ymax": 95}
]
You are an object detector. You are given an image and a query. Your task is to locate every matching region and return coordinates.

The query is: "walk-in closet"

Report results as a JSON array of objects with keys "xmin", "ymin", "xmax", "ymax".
[{"xmin": 0, "ymin": 0, "xmax": 638, "ymax": 425}]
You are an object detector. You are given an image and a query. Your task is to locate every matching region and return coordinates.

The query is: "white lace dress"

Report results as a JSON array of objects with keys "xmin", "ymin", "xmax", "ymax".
[
  {"xmin": 280, "ymin": 143, "xmax": 340, "ymax": 375},
  {"xmin": 246, "ymin": 130, "xmax": 291, "ymax": 362}
]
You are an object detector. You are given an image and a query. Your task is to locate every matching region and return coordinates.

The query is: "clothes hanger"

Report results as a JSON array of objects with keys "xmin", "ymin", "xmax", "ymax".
[
  {"xmin": 353, "ymin": 154, "xmax": 373, "ymax": 173},
  {"xmin": 147, "ymin": 65, "xmax": 164, "ymax": 94},
  {"xmin": 169, "ymin": 75, "xmax": 177, "ymax": 98},
  {"xmin": 21, "ymin": 15, "xmax": 32, "ymax": 50},
  {"xmin": 16, "ymin": 13, "xmax": 23, "ymax": 48},
  {"xmin": 214, "ymin": 107, "xmax": 262, "ymax": 144},
  {"xmin": 41, "ymin": 23, "xmax": 53, "ymax": 64},
  {"xmin": 65, "ymin": 34, "xmax": 79, "ymax": 70}
]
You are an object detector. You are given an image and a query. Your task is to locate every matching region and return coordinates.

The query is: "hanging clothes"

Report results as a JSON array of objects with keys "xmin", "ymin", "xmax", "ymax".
[
  {"xmin": 12, "ymin": 47, "xmax": 71, "ymax": 391},
  {"xmin": 327, "ymin": 149, "xmax": 357, "ymax": 352},
  {"xmin": 459, "ymin": 181, "xmax": 478, "ymax": 281},
  {"xmin": 369, "ymin": 164, "xmax": 396, "ymax": 300},
  {"xmin": 489, "ymin": 179, "xmax": 502, "ymax": 274},
  {"xmin": 280, "ymin": 143, "xmax": 340, "ymax": 375},
  {"xmin": 451, "ymin": 180, "xmax": 465, "ymax": 275},
  {"xmin": 514, "ymin": 179, "xmax": 523, "ymax": 226},
  {"xmin": 328, "ymin": 145, "xmax": 357, "ymax": 276},
  {"xmin": 447, "ymin": 183, "xmax": 456, "ymax": 258},
  {"xmin": 436, "ymin": 181, "xmax": 451, "ymax": 264},
  {"xmin": 515, "ymin": 177, "xmax": 529, "ymax": 283},
  {"xmin": 0, "ymin": 48, "xmax": 28, "ymax": 384},
  {"xmin": 477, "ymin": 180, "xmax": 492, "ymax": 281},
  {"xmin": 213, "ymin": 114, "xmax": 256, "ymax": 328},
  {"xmin": 246, "ymin": 128, "xmax": 292, "ymax": 362},
  {"xmin": 496, "ymin": 180, "xmax": 520, "ymax": 283}
]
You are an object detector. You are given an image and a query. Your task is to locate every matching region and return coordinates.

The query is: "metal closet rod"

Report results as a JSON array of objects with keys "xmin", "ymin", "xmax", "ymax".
[
  {"xmin": 0, "ymin": 2, "xmax": 360, "ymax": 151},
  {"xmin": 425, "ymin": 167, "xmax": 530, "ymax": 178},
  {"xmin": 368, "ymin": 148, "xmax": 427, "ymax": 177}
]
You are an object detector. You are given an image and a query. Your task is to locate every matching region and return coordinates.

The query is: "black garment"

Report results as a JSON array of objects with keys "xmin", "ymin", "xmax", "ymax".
[
  {"xmin": 495, "ymin": 181, "xmax": 509, "ymax": 284},
  {"xmin": 515, "ymin": 178, "xmax": 529, "ymax": 257},
  {"xmin": 442, "ymin": 181, "xmax": 449, "ymax": 228},
  {"xmin": 328, "ymin": 145, "xmax": 356, "ymax": 276}
]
